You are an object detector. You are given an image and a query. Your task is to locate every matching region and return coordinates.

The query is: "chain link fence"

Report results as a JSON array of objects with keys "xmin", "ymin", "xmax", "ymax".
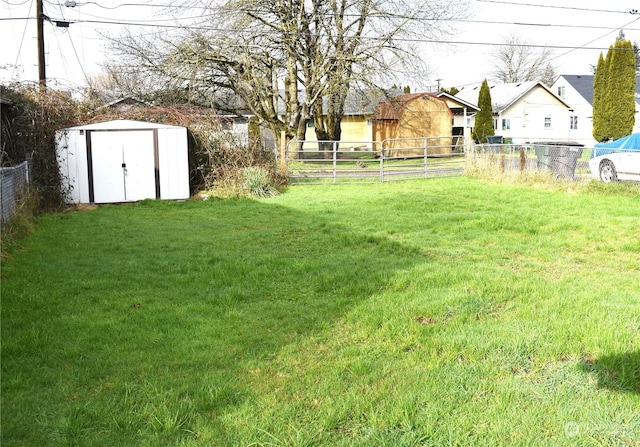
[
  {"xmin": 1, "ymin": 160, "xmax": 30, "ymax": 226},
  {"xmin": 469, "ymin": 143, "xmax": 591, "ymax": 180}
]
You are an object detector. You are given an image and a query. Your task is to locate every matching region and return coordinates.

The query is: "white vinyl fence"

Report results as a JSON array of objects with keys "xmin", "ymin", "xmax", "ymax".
[{"xmin": 1, "ymin": 161, "xmax": 30, "ymax": 226}]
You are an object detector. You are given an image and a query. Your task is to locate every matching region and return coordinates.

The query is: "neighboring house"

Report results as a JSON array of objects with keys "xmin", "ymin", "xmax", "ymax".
[
  {"xmin": 455, "ymin": 81, "xmax": 573, "ymax": 145},
  {"xmin": 552, "ymin": 74, "xmax": 640, "ymax": 147},
  {"xmin": 434, "ymin": 91, "xmax": 480, "ymax": 151},
  {"xmin": 302, "ymin": 88, "xmax": 404, "ymax": 144},
  {"xmin": 371, "ymin": 92, "xmax": 453, "ymax": 156},
  {"xmin": 96, "ymin": 96, "xmax": 152, "ymax": 112}
]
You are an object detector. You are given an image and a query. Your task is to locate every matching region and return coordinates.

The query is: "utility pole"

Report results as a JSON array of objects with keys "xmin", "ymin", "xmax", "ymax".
[{"xmin": 36, "ymin": 0, "xmax": 46, "ymax": 89}]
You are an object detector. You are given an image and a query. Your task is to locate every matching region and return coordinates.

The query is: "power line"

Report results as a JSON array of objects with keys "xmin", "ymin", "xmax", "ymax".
[
  {"xmin": 5, "ymin": 14, "xmax": 640, "ymax": 42},
  {"xmin": 9, "ymin": 0, "xmax": 34, "ymax": 79},
  {"xmin": 474, "ymin": 0, "xmax": 638, "ymax": 15}
]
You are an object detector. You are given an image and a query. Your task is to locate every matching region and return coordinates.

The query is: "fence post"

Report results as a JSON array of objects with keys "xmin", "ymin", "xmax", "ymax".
[
  {"xmin": 379, "ymin": 141, "xmax": 384, "ymax": 183},
  {"xmin": 332, "ymin": 141, "xmax": 337, "ymax": 184},
  {"xmin": 424, "ymin": 137, "xmax": 428, "ymax": 178}
]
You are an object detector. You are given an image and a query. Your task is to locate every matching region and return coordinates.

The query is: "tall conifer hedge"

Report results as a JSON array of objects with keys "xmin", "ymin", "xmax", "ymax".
[
  {"xmin": 593, "ymin": 37, "xmax": 636, "ymax": 142},
  {"xmin": 472, "ymin": 79, "xmax": 495, "ymax": 144}
]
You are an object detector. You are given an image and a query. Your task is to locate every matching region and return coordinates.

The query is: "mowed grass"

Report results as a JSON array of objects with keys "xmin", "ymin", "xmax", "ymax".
[{"xmin": 1, "ymin": 177, "xmax": 639, "ymax": 446}]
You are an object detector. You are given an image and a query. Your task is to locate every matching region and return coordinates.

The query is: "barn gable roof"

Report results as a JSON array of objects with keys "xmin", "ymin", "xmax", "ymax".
[{"xmin": 372, "ymin": 93, "xmax": 450, "ymax": 121}]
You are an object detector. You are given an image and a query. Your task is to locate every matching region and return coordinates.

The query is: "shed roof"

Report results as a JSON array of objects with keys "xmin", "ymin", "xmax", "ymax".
[
  {"xmin": 63, "ymin": 119, "xmax": 186, "ymax": 131},
  {"xmin": 372, "ymin": 93, "xmax": 446, "ymax": 121}
]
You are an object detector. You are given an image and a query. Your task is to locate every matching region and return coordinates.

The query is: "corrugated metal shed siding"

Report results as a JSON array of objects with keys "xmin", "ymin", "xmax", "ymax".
[{"xmin": 56, "ymin": 120, "xmax": 190, "ymax": 204}]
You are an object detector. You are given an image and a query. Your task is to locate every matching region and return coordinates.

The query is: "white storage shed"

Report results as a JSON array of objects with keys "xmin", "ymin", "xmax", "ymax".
[{"xmin": 56, "ymin": 119, "xmax": 190, "ymax": 204}]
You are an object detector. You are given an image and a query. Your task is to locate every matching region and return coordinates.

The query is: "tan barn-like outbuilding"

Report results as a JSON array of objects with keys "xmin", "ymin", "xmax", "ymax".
[{"xmin": 372, "ymin": 93, "xmax": 453, "ymax": 156}]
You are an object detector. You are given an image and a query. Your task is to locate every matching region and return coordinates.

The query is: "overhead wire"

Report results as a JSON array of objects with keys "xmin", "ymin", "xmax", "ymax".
[
  {"xmin": 9, "ymin": 0, "xmax": 34, "ymax": 80},
  {"xmin": 549, "ymin": 15, "xmax": 640, "ymax": 63},
  {"xmin": 474, "ymin": 0, "xmax": 636, "ymax": 15},
  {"xmin": 4, "ymin": 0, "xmax": 640, "ymax": 88},
  {"xmin": 5, "ymin": 13, "xmax": 640, "ymax": 50}
]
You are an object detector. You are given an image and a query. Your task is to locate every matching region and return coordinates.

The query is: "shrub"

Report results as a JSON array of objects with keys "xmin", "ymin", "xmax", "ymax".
[
  {"xmin": 199, "ymin": 135, "xmax": 284, "ymax": 199},
  {"xmin": 1, "ymin": 84, "xmax": 89, "ymax": 211}
]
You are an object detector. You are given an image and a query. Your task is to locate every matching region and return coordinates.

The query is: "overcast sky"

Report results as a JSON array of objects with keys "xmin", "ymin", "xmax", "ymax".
[{"xmin": 2, "ymin": 0, "xmax": 640, "ymax": 92}]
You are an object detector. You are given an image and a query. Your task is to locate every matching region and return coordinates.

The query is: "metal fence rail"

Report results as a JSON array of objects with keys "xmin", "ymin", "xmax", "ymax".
[
  {"xmin": 1, "ymin": 161, "xmax": 30, "ymax": 226},
  {"xmin": 470, "ymin": 143, "xmax": 591, "ymax": 180},
  {"xmin": 285, "ymin": 137, "xmax": 465, "ymax": 184}
]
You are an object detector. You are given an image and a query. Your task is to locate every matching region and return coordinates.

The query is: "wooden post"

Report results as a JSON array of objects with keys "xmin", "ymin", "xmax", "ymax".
[{"xmin": 36, "ymin": 0, "xmax": 46, "ymax": 90}]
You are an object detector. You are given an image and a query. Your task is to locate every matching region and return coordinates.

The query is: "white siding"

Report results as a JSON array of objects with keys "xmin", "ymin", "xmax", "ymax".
[{"xmin": 56, "ymin": 120, "xmax": 190, "ymax": 204}]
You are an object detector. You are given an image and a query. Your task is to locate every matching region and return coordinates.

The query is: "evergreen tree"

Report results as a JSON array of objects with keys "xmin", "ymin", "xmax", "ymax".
[
  {"xmin": 607, "ymin": 38, "xmax": 636, "ymax": 139},
  {"xmin": 472, "ymin": 79, "xmax": 495, "ymax": 143},
  {"xmin": 592, "ymin": 52, "xmax": 608, "ymax": 142},
  {"xmin": 593, "ymin": 37, "xmax": 636, "ymax": 142}
]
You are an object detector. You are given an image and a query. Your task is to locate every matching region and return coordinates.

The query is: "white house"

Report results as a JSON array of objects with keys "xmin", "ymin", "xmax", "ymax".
[
  {"xmin": 455, "ymin": 81, "xmax": 574, "ymax": 145},
  {"xmin": 551, "ymin": 75, "xmax": 596, "ymax": 147},
  {"xmin": 552, "ymin": 74, "xmax": 640, "ymax": 148},
  {"xmin": 434, "ymin": 91, "xmax": 480, "ymax": 150}
]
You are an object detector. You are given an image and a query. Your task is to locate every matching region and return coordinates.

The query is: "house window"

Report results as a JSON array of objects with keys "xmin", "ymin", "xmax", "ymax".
[
  {"xmin": 502, "ymin": 119, "xmax": 510, "ymax": 130},
  {"xmin": 306, "ymin": 119, "xmax": 315, "ymax": 129},
  {"xmin": 544, "ymin": 116, "xmax": 552, "ymax": 128},
  {"xmin": 570, "ymin": 115, "xmax": 578, "ymax": 130},
  {"xmin": 557, "ymin": 86, "xmax": 565, "ymax": 99},
  {"xmin": 493, "ymin": 118, "xmax": 498, "ymax": 130}
]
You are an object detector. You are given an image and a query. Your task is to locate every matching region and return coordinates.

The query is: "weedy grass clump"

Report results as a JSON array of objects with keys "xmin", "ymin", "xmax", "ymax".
[{"xmin": 0, "ymin": 188, "xmax": 38, "ymax": 259}]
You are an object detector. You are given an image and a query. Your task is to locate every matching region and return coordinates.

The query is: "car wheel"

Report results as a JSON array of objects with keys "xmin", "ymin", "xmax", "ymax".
[{"xmin": 599, "ymin": 160, "xmax": 618, "ymax": 183}]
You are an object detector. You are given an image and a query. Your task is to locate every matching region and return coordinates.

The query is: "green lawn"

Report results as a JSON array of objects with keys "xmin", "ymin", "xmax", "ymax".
[{"xmin": 2, "ymin": 177, "xmax": 639, "ymax": 446}]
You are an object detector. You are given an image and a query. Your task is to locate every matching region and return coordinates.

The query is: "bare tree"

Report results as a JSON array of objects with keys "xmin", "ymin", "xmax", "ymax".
[
  {"xmin": 489, "ymin": 33, "xmax": 556, "ymax": 85},
  {"xmin": 105, "ymin": 0, "xmax": 470, "ymax": 148}
]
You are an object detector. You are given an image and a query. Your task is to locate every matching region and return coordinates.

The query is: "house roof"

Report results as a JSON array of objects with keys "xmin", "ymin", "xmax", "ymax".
[
  {"xmin": 341, "ymin": 88, "xmax": 404, "ymax": 116},
  {"xmin": 280, "ymin": 88, "xmax": 404, "ymax": 117},
  {"xmin": 558, "ymin": 74, "xmax": 640, "ymax": 105},
  {"xmin": 95, "ymin": 96, "xmax": 153, "ymax": 112},
  {"xmin": 559, "ymin": 75, "xmax": 594, "ymax": 104},
  {"xmin": 434, "ymin": 91, "xmax": 480, "ymax": 112},
  {"xmin": 455, "ymin": 80, "xmax": 571, "ymax": 113}
]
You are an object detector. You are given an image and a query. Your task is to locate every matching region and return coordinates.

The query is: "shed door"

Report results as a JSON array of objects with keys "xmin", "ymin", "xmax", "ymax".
[{"xmin": 89, "ymin": 130, "xmax": 158, "ymax": 203}]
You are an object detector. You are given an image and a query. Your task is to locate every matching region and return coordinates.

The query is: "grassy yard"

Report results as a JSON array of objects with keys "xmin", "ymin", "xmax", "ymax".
[{"xmin": 1, "ymin": 177, "xmax": 639, "ymax": 446}]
